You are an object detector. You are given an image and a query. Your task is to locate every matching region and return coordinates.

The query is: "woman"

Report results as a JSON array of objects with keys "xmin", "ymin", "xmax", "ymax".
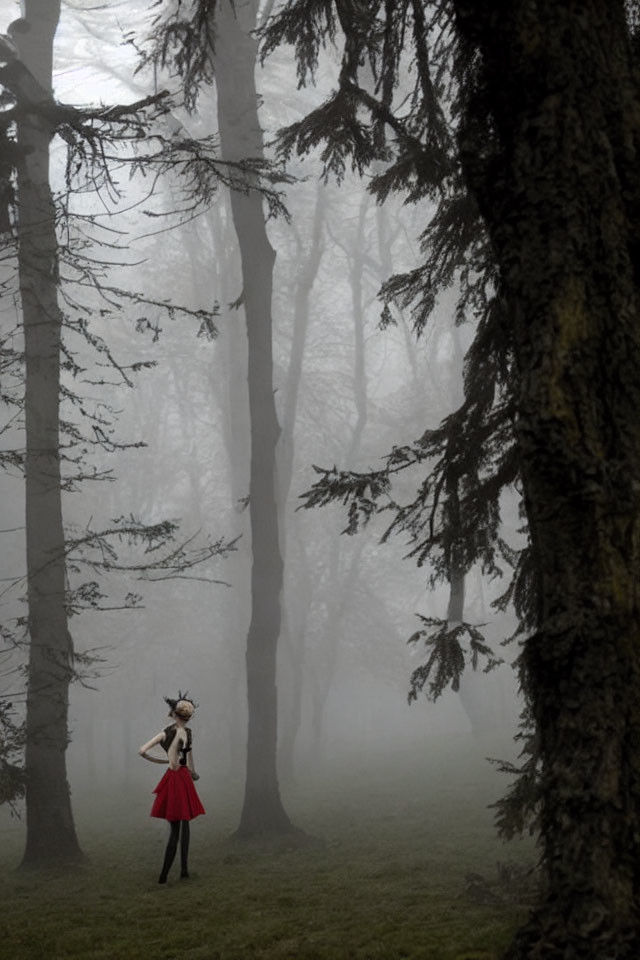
[{"xmin": 139, "ymin": 693, "xmax": 205, "ymax": 884}]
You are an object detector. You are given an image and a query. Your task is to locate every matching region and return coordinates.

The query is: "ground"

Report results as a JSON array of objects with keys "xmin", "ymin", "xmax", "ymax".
[{"xmin": 0, "ymin": 736, "xmax": 534, "ymax": 960}]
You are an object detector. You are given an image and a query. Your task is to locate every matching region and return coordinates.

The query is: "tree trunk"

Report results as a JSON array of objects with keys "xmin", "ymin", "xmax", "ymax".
[
  {"xmin": 277, "ymin": 186, "xmax": 324, "ymax": 782},
  {"xmin": 277, "ymin": 603, "xmax": 305, "ymax": 784},
  {"xmin": 15, "ymin": 0, "xmax": 84, "ymax": 867},
  {"xmin": 344, "ymin": 194, "xmax": 368, "ymax": 466},
  {"xmin": 307, "ymin": 193, "xmax": 370, "ymax": 756},
  {"xmin": 209, "ymin": 197, "xmax": 250, "ymax": 780},
  {"xmin": 211, "ymin": 0, "xmax": 293, "ymax": 836},
  {"xmin": 452, "ymin": 1, "xmax": 640, "ymax": 953},
  {"xmin": 308, "ymin": 535, "xmax": 366, "ymax": 757},
  {"xmin": 446, "ymin": 567, "xmax": 464, "ymax": 627}
]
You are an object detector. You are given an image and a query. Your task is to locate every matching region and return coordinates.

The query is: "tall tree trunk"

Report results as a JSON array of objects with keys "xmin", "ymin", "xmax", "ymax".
[
  {"xmin": 277, "ymin": 595, "xmax": 306, "ymax": 783},
  {"xmin": 344, "ymin": 195, "xmax": 368, "ymax": 466},
  {"xmin": 15, "ymin": 0, "xmax": 84, "ymax": 866},
  {"xmin": 308, "ymin": 193, "xmax": 370, "ymax": 755},
  {"xmin": 278, "ymin": 187, "xmax": 324, "ymax": 500},
  {"xmin": 277, "ymin": 186, "xmax": 324, "ymax": 783},
  {"xmin": 308, "ymin": 534, "xmax": 366, "ymax": 756},
  {"xmin": 211, "ymin": 0, "xmax": 293, "ymax": 836},
  {"xmin": 209, "ymin": 197, "xmax": 250, "ymax": 780},
  {"xmin": 446, "ymin": 567, "xmax": 464, "ymax": 627},
  {"xmin": 452, "ymin": 1, "xmax": 640, "ymax": 953}
]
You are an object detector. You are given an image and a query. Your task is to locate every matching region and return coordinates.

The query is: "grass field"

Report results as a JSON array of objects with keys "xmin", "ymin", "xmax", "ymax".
[{"xmin": 0, "ymin": 738, "xmax": 536, "ymax": 960}]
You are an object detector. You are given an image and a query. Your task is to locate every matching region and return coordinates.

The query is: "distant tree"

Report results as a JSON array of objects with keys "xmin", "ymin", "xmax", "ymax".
[
  {"xmin": 277, "ymin": 180, "xmax": 325, "ymax": 782},
  {"xmin": 15, "ymin": 0, "xmax": 85, "ymax": 868},
  {"xmin": 145, "ymin": 0, "xmax": 298, "ymax": 837},
  {"xmin": 262, "ymin": 1, "xmax": 640, "ymax": 955},
  {"xmin": 211, "ymin": 0, "xmax": 294, "ymax": 836},
  {"xmin": 303, "ymin": 189, "xmax": 372, "ymax": 754}
]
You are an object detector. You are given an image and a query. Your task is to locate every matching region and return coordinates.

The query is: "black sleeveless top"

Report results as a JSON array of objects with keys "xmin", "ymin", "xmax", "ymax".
[{"xmin": 161, "ymin": 724, "xmax": 192, "ymax": 766}]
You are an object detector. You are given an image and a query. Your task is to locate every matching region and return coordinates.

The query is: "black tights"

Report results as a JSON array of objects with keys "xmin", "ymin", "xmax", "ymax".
[{"xmin": 158, "ymin": 820, "xmax": 190, "ymax": 883}]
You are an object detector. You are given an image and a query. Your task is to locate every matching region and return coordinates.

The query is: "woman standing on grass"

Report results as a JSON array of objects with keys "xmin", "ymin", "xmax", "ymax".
[{"xmin": 139, "ymin": 693, "xmax": 205, "ymax": 883}]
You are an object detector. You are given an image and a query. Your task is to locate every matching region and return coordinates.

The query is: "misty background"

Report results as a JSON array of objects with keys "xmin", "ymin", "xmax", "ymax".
[{"xmin": 1, "ymin": 0, "xmax": 522, "ymax": 842}]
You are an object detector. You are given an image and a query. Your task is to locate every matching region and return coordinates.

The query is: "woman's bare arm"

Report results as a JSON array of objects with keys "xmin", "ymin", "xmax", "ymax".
[{"xmin": 138, "ymin": 731, "xmax": 168, "ymax": 764}]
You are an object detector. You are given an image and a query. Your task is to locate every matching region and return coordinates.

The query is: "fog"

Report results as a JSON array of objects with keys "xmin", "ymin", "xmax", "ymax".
[{"xmin": 1, "ymin": 0, "xmax": 525, "ymax": 924}]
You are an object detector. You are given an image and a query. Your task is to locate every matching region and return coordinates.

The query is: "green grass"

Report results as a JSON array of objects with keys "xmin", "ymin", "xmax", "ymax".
[{"xmin": 0, "ymin": 739, "xmax": 535, "ymax": 960}]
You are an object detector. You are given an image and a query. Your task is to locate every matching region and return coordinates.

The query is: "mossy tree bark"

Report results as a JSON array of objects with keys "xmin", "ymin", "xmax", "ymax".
[
  {"xmin": 14, "ymin": 0, "xmax": 84, "ymax": 867},
  {"xmin": 210, "ymin": 0, "xmax": 294, "ymax": 836},
  {"xmin": 452, "ymin": 1, "xmax": 640, "ymax": 954}
]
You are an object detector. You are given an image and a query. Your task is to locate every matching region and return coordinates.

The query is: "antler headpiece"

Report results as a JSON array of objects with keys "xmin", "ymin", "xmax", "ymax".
[{"xmin": 163, "ymin": 690, "xmax": 198, "ymax": 718}]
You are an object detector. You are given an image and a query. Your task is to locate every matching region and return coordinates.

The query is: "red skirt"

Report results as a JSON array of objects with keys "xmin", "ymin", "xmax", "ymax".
[{"xmin": 150, "ymin": 766, "xmax": 205, "ymax": 821}]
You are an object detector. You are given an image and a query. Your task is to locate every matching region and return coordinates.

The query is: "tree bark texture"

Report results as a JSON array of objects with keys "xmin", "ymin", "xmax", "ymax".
[
  {"xmin": 452, "ymin": 2, "xmax": 640, "ymax": 954},
  {"xmin": 210, "ymin": 0, "xmax": 293, "ymax": 835},
  {"xmin": 14, "ymin": 0, "xmax": 83, "ymax": 866}
]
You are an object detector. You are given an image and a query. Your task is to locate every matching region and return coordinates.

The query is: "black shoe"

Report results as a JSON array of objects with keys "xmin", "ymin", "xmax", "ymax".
[
  {"xmin": 158, "ymin": 876, "xmax": 168, "ymax": 884},
  {"xmin": 180, "ymin": 871, "xmax": 189, "ymax": 879}
]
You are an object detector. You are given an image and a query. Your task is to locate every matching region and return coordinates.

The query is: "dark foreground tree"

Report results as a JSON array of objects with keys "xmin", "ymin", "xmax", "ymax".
[
  {"xmin": 262, "ymin": 0, "xmax": 640, "ymax": 954},
  {"xmin": 451, "ymin": 2, "xmax": 640, "ymax": 955}
]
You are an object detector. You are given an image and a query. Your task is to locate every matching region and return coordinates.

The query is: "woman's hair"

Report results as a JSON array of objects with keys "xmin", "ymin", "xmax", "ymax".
[{"xmin": 164, "ymin": 691, "xmax": 198, "ymax": 719}]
